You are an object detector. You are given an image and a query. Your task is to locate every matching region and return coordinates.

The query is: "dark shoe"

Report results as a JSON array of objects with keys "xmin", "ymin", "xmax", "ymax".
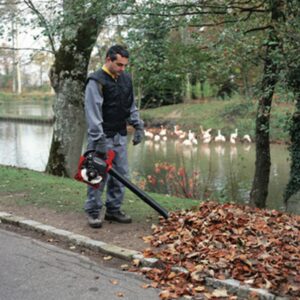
[
  {"xmin": 87, "ymin": 214, "xmax": 102, "ymax": 228},
  {"xmin": 104, "ymin": 211, "xmax": 132, "ymax": 224}
]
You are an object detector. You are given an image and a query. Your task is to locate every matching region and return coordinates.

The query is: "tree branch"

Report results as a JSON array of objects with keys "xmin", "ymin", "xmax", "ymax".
[
  {"xmin": 23, "ymin": 0, "xmax": 56, "ymax": 54},
  {"xmin": 159, "ymin": 0, "xmax": 268, "ymax": 14},
  {"xmin": 0, "ymin": 45, "xmax": 54, "ymax": 53},
  {"xmin": 244, "ymin": 25, "xmax": 272, "ymax": 34},
  {"xmin": 179, "ymin": 18, "xmax": 239, "ymax": 28},
  {"xmin": 114, "ymin": 0, "xmax": 268, "ymax": 18}
]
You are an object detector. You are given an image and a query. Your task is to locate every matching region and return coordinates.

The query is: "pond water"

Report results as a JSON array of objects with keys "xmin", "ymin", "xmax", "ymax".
[
  {"xmin": 128, "ymin": 138, "xmax": 291, "ymax": 211},
  {"xmin": 0, "ymin": 100, "xmax": 53, "ymax": 117},
  {"xmin": 0, "ymin": 122, "xmax": 53, "ymax": 170},
  {"xmin": 0, "ymin": 101, "xmax": 296, "ymax": 213}
]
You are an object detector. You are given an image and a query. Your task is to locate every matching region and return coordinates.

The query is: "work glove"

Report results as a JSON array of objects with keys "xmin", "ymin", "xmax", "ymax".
[
  {"xmin": 95, "ymin": 137, "xmax": 107, "ymax": 159},
  {"xmin": 132, "ymin": 127, "xmax": 144, "ymax": 146}
]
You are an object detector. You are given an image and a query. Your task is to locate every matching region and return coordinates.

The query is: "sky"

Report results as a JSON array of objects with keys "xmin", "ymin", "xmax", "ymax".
[{"xmin": 0, "ymin": 21, "xmax": 52, "ymax": 85}]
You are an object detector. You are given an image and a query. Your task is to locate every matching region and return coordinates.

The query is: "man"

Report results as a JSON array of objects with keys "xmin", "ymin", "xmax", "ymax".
[{"xmin": 84, "ymin": 45, "xmax": 144, "ymax": 228}]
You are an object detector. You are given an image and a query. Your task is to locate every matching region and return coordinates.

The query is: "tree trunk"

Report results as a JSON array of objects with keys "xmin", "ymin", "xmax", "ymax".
[
  {"xmin": 15, "ymin": 22, "xmax": 22, "ymax": 94},
  {"xmin": 250, "ymin": 1, "xmax": 283, "ymax": 208},
  {"xmin": 249, "ymin": 68, "xmax": 274, "ymax": 208},
  {"xmin": 284, "ymin": 66, "xmax": 300, "ymax": 205},
  {"xmin": 185, "ymin": 73, "xmax": 191, "ymax": 102},
  {"xmin": 241, "ymin": 64, "xmax": 250, "ymax": 99},
  {"xmin": 11, "ymin": 18, "xmax": 17, "ymax": 93},
  {"xmin": 46, "ymin": 18, "xmax": 100, "ymax": 177},
  {"xmin": 46, "ymin": 73, "xmax": 86, "ymax": 177},
  {"xmin": 200, "ymin": 79, "xmax": 205, "ymax": 100}
]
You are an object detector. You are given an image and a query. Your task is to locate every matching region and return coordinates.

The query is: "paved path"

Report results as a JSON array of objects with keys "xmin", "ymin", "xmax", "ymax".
[{"xmin": 0, "ymin": 229, "xmax": 159, "ymax": 300}]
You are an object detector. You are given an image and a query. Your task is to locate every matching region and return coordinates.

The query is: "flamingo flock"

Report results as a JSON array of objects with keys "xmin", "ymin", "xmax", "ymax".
[{"xmin": 144, "ymin": 125, "xmax": 252, "ymax": 146}]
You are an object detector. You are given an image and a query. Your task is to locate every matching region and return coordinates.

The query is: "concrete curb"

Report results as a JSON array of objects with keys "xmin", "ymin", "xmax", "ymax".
[
  {"xmin": 205, "ymin": 277, "xmax": 287, "ymax": 300},
  {"xmin": 0, "ymin": 211, "xmax": 141, "ymax": 261},
  {"xmin": 0, "ymin": 212, "xmax": 288, "ymax": 299}
]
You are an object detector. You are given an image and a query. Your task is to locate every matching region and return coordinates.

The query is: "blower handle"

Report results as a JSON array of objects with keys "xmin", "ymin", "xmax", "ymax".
[{"xmin": 108, "ymin": 167, "xmax": 169, "ymax": 219}]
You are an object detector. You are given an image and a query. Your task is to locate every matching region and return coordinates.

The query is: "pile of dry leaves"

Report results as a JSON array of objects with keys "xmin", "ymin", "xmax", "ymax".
[{"xmin": 139, "ymin": 201, "xmax": 300, "ymax": 299}]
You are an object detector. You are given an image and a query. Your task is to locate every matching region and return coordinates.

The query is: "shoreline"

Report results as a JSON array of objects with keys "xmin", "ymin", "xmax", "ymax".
[{"xmin": 0, "ymin": 115, "xmax": 54, "ymax": 125}]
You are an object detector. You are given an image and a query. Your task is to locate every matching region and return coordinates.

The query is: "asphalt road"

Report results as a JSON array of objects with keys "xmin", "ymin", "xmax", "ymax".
[{"xmin": 0, "ymin": 229, "xmax": 160, "ymax": 300}]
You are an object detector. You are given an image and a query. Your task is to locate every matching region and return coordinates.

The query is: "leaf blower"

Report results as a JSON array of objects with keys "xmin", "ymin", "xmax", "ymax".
[{"xmin": 75, "ymin": 150, "xmax": 169, "ymax": 219}]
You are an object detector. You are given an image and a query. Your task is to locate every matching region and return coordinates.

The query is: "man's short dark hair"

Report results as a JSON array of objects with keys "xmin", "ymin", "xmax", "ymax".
[{"xmin": 106, "ymin": 45, "xmax": 129, "ymax": 61}]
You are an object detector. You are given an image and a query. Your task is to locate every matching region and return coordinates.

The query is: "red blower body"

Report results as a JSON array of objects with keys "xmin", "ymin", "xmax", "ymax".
[{"xmin": 75, "ymin": 150, "xmax": 169, "ymax": 219}]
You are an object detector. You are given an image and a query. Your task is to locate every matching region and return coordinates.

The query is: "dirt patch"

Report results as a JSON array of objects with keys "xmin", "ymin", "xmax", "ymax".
[
  {"xmin": 165, "ymin": 110, "xmax": 182, "ymax": 119},
  {"xmin": 0, "ymin": 201, "xmax": 152, "ymax": 252}
]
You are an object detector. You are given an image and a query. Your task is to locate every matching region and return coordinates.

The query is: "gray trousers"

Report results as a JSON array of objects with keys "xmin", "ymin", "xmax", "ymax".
[{"xmin": 84, "ymin": 134, "xmax": 128, "ymax": 217}]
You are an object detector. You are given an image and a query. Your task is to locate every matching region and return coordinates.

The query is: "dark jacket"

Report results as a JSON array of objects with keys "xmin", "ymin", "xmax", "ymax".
[{"xmin": 87, "ymin": 69, "xmax": 134, "ymax": 137}]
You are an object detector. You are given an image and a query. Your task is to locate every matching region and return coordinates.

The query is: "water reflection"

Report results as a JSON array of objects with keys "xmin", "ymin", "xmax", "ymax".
[
  {"xmin": 0, "ymin": 120, "xmax": 296, "ymax": 213},
  {"xmin": 0, "ymin": 122, "xmax": 52, "ymax": 171},
  {"xmin": 128, "ymin": 138, "xmax": 291, "ymax": 212}
]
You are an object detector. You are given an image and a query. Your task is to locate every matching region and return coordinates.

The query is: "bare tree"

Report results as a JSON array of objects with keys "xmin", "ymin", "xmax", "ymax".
[{"xmin": 21, "ymin": 0, "xmax": 121, "ymax": 176}]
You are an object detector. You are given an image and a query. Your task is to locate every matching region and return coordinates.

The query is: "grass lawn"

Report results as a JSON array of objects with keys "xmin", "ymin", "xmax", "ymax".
[
  {"xmin": 141, "ymin": 97, "xmax": 294, "ymax": 142},
  {"xmin": 0, "ymin": 165, "xmax": 200, "ymax": 222}
]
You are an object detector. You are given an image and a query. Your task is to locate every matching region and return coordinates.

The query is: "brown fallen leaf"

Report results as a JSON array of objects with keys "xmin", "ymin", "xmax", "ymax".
[
  {"xmin": 151, "ymin": 282, "xmax": 159, "ymax": 288},
  {"xmin": 116, "ymin": 292, "xmax": 124, "ymax": 297},
  {"xmin": 167, "ymin": 272, "xmax": 177, "ymax": 279},
  {"xmin": 212, "ymin": 288, "xmax": 228, "ymax": 297},
  {"xmin": 190, "ymin": 270, "xmax": 204, "ymax": 282},
  {"xmin": 131, "ymin": 201, "xmax": 300, "ymax": 299},
  {"xmin": 203, "ymin": 292, "xmax": 213, "ymax": 299},
  {"xmin": 143, "ymin": 235, "xmax": 154, "ymax": 243},
  {"xmin": 103, "ymin": 255, "xmax": 113, "ymax": 261},
  {"xmin": 132, "ymin": 258, "xmax": 140, "ymax": 267},
  {"xmin": 120, "ymin": 264, "xmax": 129, "ymax": 271},
  {"xmin": 159, "ymin": 290, "xmax": 177, "ymax": 299},
  {"xmin": 264, "ymin": 278, "xmax": 272, "ymax": 289},
  {"xmin": 194, "ymin": 285, "xmax": 205, "ymax": 292},
  {"xmin": 110, "ymin": 279, "xmax": 119, "ymax": 285}
]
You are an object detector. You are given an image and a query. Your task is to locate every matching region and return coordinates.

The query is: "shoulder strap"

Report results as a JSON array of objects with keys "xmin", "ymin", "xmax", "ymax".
[
  {"xmin": 86, "ymin": 68, "xmax": 105, "ymax": 97},
  {"xmin": 87, "ymin": 77, "xmax": 103, "ymax": 97}
]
